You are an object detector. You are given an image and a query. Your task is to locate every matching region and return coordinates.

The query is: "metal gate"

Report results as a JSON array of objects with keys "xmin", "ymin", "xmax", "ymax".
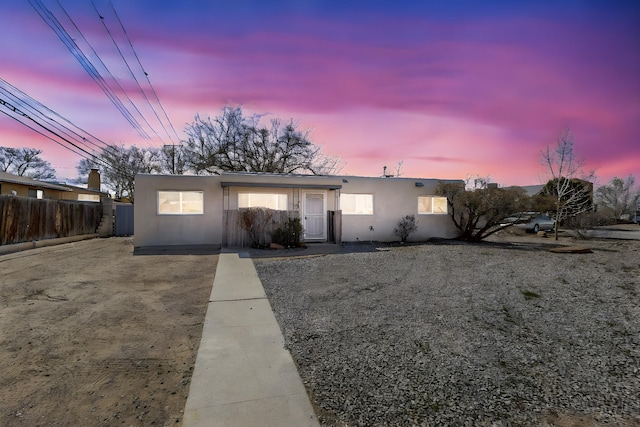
[{"xmin": 114, "ymin": 204, "xmax": 134, "ymax": 236}]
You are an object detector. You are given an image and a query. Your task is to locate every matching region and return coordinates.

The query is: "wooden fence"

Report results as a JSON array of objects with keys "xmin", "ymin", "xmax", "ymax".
[
  {"xmin": 224, "ymin": 209, "xmax": 298, "ymax": 248},
  {"xmin": 223, "ymin": 208, "xmax": 342, "ymax": 247},
  {"xmin": 0, "ymin": 195, "xmax": 103, "ymax": 245}
]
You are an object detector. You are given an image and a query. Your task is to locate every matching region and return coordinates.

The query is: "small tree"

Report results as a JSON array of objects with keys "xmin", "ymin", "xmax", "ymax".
[
  {"xmin": 394, "ymin": 215, "xmax": 418, "ymax": 243},
  {"xmin": 436, "ymin": 179, "xmax": 530, "ymax": 242},
  {"xmin": 0, "ymin": 146, "xmax": 56, "ymax": 180},
  {"xmin": 541, "ymin": 129, "xmax": 595, "ymax": 240}
]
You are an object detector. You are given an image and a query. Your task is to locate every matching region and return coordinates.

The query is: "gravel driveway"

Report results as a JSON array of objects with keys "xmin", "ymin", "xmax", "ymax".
[{"xmin": 254, "ymin": 237, "xmax": 640, "ymax": 426}]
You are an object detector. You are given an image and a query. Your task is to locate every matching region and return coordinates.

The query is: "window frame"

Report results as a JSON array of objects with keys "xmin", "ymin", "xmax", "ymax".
[
  {"xmin": 157, "ymin": 190, "xmax": 204, "ymax": 215},
  {"xmin": 340, "ymin": 193, "xmax": 374, "ymax": 215}
]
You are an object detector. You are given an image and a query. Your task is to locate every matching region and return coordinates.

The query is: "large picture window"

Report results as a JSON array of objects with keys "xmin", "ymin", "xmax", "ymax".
[
  {"xmin": 341, "ymin": 193, "xmax": 374, "ymax": 215},
  {"xmin": 158, "ymin": 191, "xmax": 204, "ymax": 215},
  {"xmin": 238, "ymin": 193, "xmax": 288, "ymax": 210},
  {"xmin": 418, "ymin": 196, "xmax": 448, "ymax": 214}
]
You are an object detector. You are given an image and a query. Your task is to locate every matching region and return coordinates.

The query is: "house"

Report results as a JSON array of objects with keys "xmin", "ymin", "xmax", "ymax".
[
  {"xmin": 134, "ymin": 172, "xmax": 462, "ymax": 250},
  {"xmin": 1, "ymin": 171, "xmax": 73, "ymax": 199},
  {"xmin": 0, "ymin": 169, "xmax": 109, "ymax": 202}
]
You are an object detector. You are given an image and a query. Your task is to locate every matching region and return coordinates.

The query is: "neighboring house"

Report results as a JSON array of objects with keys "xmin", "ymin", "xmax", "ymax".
[
  {"xmin": 59, "ymin": 183, "xmax": 109, "ymax": 202},
  {"xmin": 0, "ymin": 171, "xmax": 73, "ymax": 199},
  {"xmin": 134, "ymin": 172, "xmax": 463, "ymax": 249},
  {"xmin": 0, "ymin": 170, "xmax": 109, "ymax": 202},
  {"xmin": 518, "ymin": 185, "xmax": 545, "ymax": 197}
]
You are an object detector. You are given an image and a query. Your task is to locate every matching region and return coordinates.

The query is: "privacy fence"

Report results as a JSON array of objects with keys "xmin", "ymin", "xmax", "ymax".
[
  {"xmin": 0, "ymin": 195, "xmax": 102, "ymax": 245},
  {"xmin": 223, "ymin": 208, "xmax": 341, "ymax": 247},
  {"xmin": 223, "ymin": 209, "xmax": 297, "ymax": 248}
]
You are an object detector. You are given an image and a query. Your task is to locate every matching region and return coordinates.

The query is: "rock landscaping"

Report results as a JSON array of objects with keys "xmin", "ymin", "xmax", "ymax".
[{"xmin": 255, "ymin": 236, "xmax": 640, "ymax": 426}]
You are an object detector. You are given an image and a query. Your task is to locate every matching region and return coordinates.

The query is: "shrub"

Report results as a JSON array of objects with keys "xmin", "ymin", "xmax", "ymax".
[
  {"xmin": 271, "ymin": 217, "xmax": 303, "ymax": 248},
  {"xmin": 565, "ymin": 211, "xmax": 612, "ymax": 239},
  {"xmin": 394, "ymin": 215, "xmax": 418, "ymax": 243},
  {"xmin": 238, "ymin": 207, "xmax": 273, "ymax": 248}
]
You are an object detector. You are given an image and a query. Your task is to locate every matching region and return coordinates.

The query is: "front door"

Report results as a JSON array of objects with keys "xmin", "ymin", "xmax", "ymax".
[{"xmin": 303, "ymin": 192, "xmax": 326, "ymax": 240}]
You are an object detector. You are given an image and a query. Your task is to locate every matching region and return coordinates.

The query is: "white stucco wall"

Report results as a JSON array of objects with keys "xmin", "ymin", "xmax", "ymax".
[
  {"xmin": 339, "ymin": 176, "xmax": 460, "ymax": 242},
  {"xmin": 134, "ymin": 172, "xmax": 462, "ymax": 248},
  {"xmin": 134, "ymin": 174, "xmax": 223, "ymax": 248}
]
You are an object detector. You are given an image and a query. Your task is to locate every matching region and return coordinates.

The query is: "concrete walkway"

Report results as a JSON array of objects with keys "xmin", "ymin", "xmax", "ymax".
[{"xmin": 183, "ymin": 251, "xmax": 319, "ymax": 427}]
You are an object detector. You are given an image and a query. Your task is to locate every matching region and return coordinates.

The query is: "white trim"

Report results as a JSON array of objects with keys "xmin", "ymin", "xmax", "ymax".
[{"xmin": 157, "ymin": 190, "xmax": 204, "ymax": 215}]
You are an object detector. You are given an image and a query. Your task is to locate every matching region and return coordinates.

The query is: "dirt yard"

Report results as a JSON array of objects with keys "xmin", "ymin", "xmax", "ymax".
[{"xmin": 0, "ymin": 237, "xmax": 217, "ymax": 427}]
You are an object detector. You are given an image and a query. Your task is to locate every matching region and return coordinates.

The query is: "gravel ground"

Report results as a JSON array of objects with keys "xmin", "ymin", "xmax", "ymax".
[{"xmin": 254, "ymin": 236, "xmax": 640, "ymax": 426}]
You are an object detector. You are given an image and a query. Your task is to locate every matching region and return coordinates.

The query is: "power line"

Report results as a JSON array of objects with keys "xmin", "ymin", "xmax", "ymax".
[
  {"xmin": 29, "ymin": 0, "xmax": 152, "ymax": 141},
  {"xmin": 0, "ymin": 96, "xmax": 110, "ymax": 169},
  {"xmin": 0, "ymin": 81, "xmax": 144, "ymax": 179},
  {"xmin": 106, "ymin": 0, "xmax": 182, "ymax": 144},
  {"xmin": 29, "ymin": 0, "xmax": 183, "ymax": 153},
  {"xmin": 90, "ymin": 0, "xmax": 171, "ymax": 147},
  {"xmin": 0, "ymin": 78, "xmax": 109, "ymax": 154}
]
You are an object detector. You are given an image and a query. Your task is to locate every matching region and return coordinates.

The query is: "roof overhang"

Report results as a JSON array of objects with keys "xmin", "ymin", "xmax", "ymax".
[
  {"xmin": 0, "ymin": 176, "xmax": 72, "ymax": 192},
  {"xmin": 220, "ymin": 181, "xmax": 341, "ymax": 190}
]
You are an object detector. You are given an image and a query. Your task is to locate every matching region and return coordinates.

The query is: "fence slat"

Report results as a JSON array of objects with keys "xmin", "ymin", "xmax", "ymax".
[
  {"xmin": 224, "ymin": 209, "xmax": 299, "ymax": 247},
  {"xmin": 0, "ymin": 195, "xmax": 102, "ymax": 245}
]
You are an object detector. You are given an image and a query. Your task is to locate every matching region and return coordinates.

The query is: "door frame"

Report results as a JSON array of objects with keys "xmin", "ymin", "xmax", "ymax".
[{"xmin": 302, "ymin": 190, "xmax": 327, "ymax": 241}]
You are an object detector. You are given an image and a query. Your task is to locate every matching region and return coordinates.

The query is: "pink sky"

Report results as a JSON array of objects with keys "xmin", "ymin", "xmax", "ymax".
[{"xmin": 1, "ymin": 1, "xmax": 638, "ymax": 187}]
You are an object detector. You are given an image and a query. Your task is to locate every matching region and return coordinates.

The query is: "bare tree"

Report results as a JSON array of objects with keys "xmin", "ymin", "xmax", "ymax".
[
  {"xmin": 435, "ymin": 178, "xmax": 530, "ymax": 242},
  {"xmin": 182, "ymin": 106, "xmax": 343, "ymax": 175},
  {"xmin": 541, "ymin": 129, "xmax": 595, "ymax": 240},
  {"xmin": 0, "ymin": 146, "xmax": 56, "ymax": 180},
  {"xmin": 596, "ymin": 175, "xmax": 638, "ymax": 222},
  {"xmin": 76, "ymin": 145, "xmax": 161, "ymax": 202},
  {"xmin": 160, "ymin": 144, "xmax": 187, "ymax": 175}
]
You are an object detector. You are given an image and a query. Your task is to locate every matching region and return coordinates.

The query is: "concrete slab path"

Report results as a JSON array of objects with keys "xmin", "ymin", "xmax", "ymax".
[{"xmin": 183, "ymin": 251, "xmax": 319, "ymax": 427}]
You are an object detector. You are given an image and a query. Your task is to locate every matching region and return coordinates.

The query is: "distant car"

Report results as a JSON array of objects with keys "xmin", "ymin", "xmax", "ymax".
[{"xmin": 500, "ymin": 212, "xmax": 556, "ymax": 233}]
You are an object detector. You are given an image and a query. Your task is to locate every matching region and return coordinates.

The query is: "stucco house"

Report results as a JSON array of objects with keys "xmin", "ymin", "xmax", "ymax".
[{"xmin": 134, "ymin": 172, "xmax": 463, "ymax": 250}]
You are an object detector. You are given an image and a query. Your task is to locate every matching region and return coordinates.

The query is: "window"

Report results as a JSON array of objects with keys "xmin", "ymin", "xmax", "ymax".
[
  {"xmin": 28, "ymin": 189, "xmax": 44, "ymax": 199},
  {"xmin": 341, "ymin": 193, "xmax": 373, "ymax": 215},
  {"xmin": 158, "ymin": 191, "xmax": 204, "ymax": 214},
  {"xmin": 238, "ymin": 193, "xmax": 288, "ymax": 210},
  {"xmin": 78, "ymin": 194, "xmax": 100, "ymax": 202},
  {"xmin": 418, "ymin": 196, "xmax": 448, "ymax": 214}
]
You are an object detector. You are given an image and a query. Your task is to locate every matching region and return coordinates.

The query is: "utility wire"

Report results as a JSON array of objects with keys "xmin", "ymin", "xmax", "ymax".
[
  {"xmin": 0, "ymin": 97, "xmax": 112, "ymax": 170},
  {"xmin": 55, "ymin": 0, "xmax": 162, "ymax": 147},
  {"xmin": 91, "ymin": 0, "xmax": 171, "ymax": 147},
  {"xmin": 29, "ymin": 0, "xmax": 152, "ymax": 141},
  {"xmin": 107, "ymin": 0, "xmax": 182, "ymax": 144},
  {"xmin": 0, "ymin": 95, "xmax": 142, "ymax": 179},
  {"xmin": 0, "ymin": 78, "xmax": 124, "ymax": 160}
]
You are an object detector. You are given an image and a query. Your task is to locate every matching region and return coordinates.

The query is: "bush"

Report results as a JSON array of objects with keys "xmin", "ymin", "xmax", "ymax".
[
  {"xmin": 394, "ymin": 215, "xmax": 418, "ymax": 243},
  {"xmin": 238, "ymin": 207, "xmax": 273, "ymax": 248},
  {"xmin": 565, "ymin": 211, "xmax": 613, "ymax": 239},
  {"xmin": 272, "ymin": 217, "xmax": 303, "ymax": 248}
]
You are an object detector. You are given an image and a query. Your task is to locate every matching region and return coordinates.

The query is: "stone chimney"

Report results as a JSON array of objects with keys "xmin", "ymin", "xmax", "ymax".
[{"xmin": 88, "ymin": 168, "xmax": 101, "ymax": 190}]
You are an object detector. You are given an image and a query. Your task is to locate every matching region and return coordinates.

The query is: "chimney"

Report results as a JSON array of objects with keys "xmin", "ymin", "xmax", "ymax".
[{"xmin": 88, "ymin": 168, "xmax": 101, "ymax": 190}]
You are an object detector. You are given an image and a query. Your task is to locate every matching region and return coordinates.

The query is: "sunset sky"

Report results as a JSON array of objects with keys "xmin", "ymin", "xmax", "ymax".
[{"xmin": 1, "ymin": 0, "xmax": 638, "ymax": 187}]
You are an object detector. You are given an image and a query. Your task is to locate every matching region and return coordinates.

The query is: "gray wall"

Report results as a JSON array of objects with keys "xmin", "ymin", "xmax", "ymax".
[
  {"xmin": 338, "ymin": 176, "xmax": 460, "ymax": 242},
  {"xmin": 134, "ymin": 173, "xmax": 461, "ymax": 248},
  {"xmin": 134, "ymin": 174, "xmax": 223, "ymax": 248}
]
